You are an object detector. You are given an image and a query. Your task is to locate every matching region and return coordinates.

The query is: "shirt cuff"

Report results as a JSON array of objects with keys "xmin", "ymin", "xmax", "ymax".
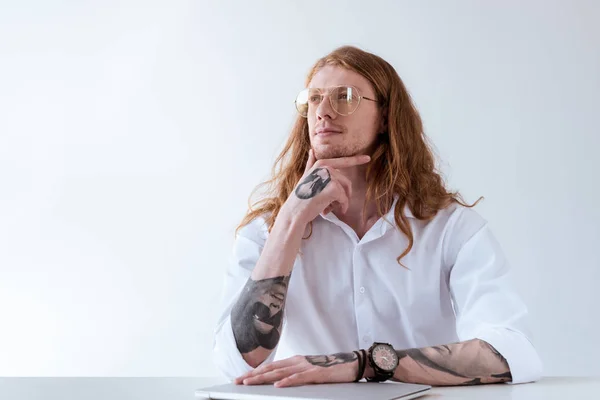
[{"xmin": 475, "ymin": 327, "xmax": 543, "ymax": 384}]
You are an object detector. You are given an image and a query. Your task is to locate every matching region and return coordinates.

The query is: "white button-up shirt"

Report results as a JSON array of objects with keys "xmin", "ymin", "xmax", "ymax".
[{"xmin": 213, "ymin": 195, "xmax": 543, "ymax": 384}]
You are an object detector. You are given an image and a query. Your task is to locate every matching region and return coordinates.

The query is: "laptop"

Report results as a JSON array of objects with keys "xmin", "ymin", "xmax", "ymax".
[{"xmin": 195, "ymin": 381, "xmax": 431, "ymax": 400}]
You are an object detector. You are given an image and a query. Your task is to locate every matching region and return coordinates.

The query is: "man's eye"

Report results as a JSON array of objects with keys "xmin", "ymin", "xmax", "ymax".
[{"xmin": 309, "ymin": 95, "xmax": 321, "ymax": 103}]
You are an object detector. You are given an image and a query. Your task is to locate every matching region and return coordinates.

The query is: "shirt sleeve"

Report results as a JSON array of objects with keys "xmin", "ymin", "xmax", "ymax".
[
  {"xmin": 212, "ymin": 216, "xmax": 278, "ymax": 380},
  {"xmin": 446, "ymin": 208, "xmax": 543, "ymax": 384}
]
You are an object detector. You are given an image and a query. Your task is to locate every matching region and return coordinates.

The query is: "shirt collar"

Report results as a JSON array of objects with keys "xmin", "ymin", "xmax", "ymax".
[
  {"xmin": 319, "ymin": 193, "xmax": 413, "ymax": 237},
  {"xmin": 381, "ymin": 193, "xmax": 413, "ymax": 234}
]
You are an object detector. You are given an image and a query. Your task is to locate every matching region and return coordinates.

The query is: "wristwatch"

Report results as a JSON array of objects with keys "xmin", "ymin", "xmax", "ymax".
[{"xmin": 366, "ymin": 342, "xmax": 399, "ymax": 382}]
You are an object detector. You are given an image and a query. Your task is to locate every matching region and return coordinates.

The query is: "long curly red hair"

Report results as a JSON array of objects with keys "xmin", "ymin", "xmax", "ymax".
[{"xmin": 236, "ymin": 45, "xmax": 481, "ymax": 265}]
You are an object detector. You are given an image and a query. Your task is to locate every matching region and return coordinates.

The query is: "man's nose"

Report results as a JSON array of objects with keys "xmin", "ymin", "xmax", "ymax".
[{"xmin": 316, "ymin": 95, "xmax": 336, "ymax": 120}]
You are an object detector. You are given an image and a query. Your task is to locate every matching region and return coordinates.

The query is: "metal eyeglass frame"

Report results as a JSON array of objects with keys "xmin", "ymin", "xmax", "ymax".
[{"xmin": 294, "ymin": 85, "xmax": 378, "ymax": 117}]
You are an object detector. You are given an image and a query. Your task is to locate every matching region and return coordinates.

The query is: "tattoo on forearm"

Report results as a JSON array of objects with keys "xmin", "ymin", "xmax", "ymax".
[
  {"xmin": 393, "ymin": 339, "xmax": 512, "ymax": 386},
  {"xmin": 231, "ymin": 275, "xmax": 291, "ymax": 354},
  {"xmin": 295, "ymin": 168, "xmax": 331, "ymax": 199},
  {"xmin": 306, "ymin": 352, "xmax": 358, "ymax": 367}
]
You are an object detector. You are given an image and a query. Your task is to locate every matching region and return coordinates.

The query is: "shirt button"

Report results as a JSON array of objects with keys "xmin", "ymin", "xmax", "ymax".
[{"xmin": 359, "ymin": 287, "xmax": 365, "ymax": 294}]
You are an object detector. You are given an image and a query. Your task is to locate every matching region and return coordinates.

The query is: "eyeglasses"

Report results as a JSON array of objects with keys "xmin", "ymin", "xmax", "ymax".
[{"xmin": 294, "ymin": 85, "xmax": 378, "ymax": 117}]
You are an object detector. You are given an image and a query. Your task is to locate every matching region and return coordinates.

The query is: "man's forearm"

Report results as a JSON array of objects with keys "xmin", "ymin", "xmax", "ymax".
[
  {"xmin": 364, "ymin": 339, "xmax": 512, "ymax": 386},
  {"xmin": 230, "ymin": 213, "xmax": 306, "ymax": 368}
]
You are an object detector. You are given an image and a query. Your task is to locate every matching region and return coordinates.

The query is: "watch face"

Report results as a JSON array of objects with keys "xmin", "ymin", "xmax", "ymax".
[{"xmin": 372, "ymin": 344, "xmax": 399, "ymax": 372}]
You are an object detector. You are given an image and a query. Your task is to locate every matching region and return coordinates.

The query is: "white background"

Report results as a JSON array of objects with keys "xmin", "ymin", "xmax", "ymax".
[{"xmin": 1, "ymin": 0, "xmax": 598, "ymax": 377}]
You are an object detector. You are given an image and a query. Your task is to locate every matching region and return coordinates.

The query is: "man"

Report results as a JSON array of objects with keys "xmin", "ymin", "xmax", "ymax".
[{"xmin": 212, "ymin": 45, "xmax": 542, "ymax": 388}]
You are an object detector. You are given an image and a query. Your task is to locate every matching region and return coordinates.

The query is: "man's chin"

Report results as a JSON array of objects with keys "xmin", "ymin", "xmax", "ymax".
[{"xmin": 314, "ymin": 148, "xmax": 356, "ymax": 160}]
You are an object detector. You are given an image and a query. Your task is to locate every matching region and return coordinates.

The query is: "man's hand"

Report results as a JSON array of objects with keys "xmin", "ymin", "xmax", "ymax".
[
  {"xmin": 279, "ymin": 149, "xmax": 371, "ymax": 226},
  {"xmin": 234, "ymin": 352, "xmax": 359, "ymax": 388}
]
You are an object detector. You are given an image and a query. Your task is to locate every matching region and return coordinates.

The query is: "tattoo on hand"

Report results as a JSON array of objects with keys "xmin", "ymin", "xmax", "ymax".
[
  {"xmin": 231, "ymin": 275, "xmax": 291, "ymax": 354},
  {"xmin": 306, "ymin": 352, "xmax": 358, "ymax": 367},
  {"xmin": 295, "ymin": 168, "xmax": 331, "ymax": 199}
]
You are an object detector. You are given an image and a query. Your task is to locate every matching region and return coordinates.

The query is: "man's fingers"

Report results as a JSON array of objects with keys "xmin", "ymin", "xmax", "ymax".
[
  {"xmin": 333, "ymin": 170, "xmax": 353, "ymax": 204},
  {"xmin": 315, "ymin": 154, "xmax": 370, "ymax": 170},
  {"xmin": 275, "ymin": 370, "xmax": 320, "ymax": 388},
  {"xmin": 335, "ymin": 186, "xmax": 350, "ymax": 214},
  {"xmin": 233, "ymin": 376, "xmax": 244, "ymax": 385},
  {"xmin": 234, "ymin": 370, "xmax": 257, "ymax": 384},
  {"xmin": 322, "ymin": 187, "xmax": 349, "ymax": 216},
  {"xmin": 329, "ymin": 170, "xmax": 350, "ymax": 214},
  {"xmin": 242, "ymin": 366, "xmax": 302, "ymax": 385},
  {"xmin": 234, "ymin": 358, "xmax": 295, "ymax": 384},
  {"xmin": 319, "ymin": 169, "xmax": 351, "ymax": 216},
  {"xmin": 304, "ymin": 149, "xmax": 316, "ymax": 174}
]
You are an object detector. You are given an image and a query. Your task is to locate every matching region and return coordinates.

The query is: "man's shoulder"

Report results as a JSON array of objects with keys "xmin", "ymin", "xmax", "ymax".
[
  {"xmin": 435, "ymin": 202, "xmax": 489, "ymax": 263},
  {"xmin": 421, "ymin": 202, "xmax": 488, "ymax": 248}
]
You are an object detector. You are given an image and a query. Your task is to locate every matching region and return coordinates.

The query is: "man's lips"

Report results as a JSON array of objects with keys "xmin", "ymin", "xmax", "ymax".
[{"xmin": 315, "ymin": 128, "xmax": 342, "ymax": 136}]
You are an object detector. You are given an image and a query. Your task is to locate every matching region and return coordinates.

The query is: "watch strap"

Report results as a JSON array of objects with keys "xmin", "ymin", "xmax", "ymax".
[{"xmin": 352, "ymin": 351, "xmax": 363, "ymax": 382}]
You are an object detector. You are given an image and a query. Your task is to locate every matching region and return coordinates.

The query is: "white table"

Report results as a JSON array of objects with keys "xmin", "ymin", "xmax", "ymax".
[{"xmin": 0, "ymin": 377, "xmax": 598, "ymax": 399}]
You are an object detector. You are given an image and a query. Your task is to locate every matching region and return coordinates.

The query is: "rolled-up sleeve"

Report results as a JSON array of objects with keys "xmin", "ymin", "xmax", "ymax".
[
  {"xmin": 448, "ymin": 212, "xmax": 543, "ymax": 384},
  {"xmin": 212, "ymin": 217, "xmax": 278, "ymax": 380}
]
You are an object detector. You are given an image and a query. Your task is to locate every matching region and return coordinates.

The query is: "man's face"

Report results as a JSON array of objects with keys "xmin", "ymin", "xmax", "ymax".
[{"xmin": 307, "ymin": 65, "xmax": 383, "ymax": 160}]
